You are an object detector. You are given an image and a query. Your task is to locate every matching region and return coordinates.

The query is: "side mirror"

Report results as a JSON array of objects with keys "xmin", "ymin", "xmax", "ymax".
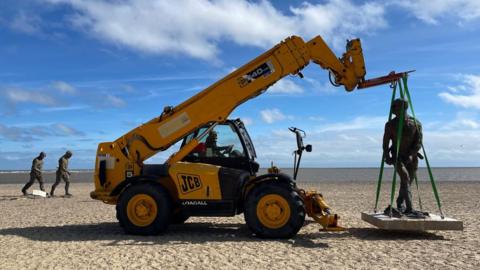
[{"xmin": 305, "ymin": 144, "xmax": 312, "ymax": 152}]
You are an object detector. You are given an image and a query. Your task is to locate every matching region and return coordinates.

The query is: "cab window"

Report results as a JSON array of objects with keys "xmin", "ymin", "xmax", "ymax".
[
  {"xmin": 201, "ymin": 124, "xmax": 245, "ymax": 158},
  {"xmin": 185, "ymin": 123, "xmax": 246, "ymax": 159}
]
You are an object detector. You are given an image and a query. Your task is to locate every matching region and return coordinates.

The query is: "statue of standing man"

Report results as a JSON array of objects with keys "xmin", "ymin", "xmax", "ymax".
[
  {"xmin": 50, "ymin": 150, "xmax": 73, "ymax": 197},
  {"xmin": 21, "ymin": 152, "xmax": 46, "ymax": 195},
  {"xmin": 383, "ymin": 99, "xmax": 423, "ymax": 214}
]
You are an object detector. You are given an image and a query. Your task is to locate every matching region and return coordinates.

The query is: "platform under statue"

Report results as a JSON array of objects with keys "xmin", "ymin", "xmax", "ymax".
[{"xmin": 360, "ymin": 73, "xmax": 463, "ymax": 231}]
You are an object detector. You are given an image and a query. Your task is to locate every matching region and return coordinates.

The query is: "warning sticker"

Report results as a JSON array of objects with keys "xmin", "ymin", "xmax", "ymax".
[{"xmin": 158, "ymin": 112, "xmax": 191, "ymax": 138}]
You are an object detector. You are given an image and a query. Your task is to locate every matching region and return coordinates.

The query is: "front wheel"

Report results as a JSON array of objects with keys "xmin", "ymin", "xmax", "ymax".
[
  {"xmin": 116, "ymin": 183, "xmax": 172, "ymax": 235},
  {"xmin": 244, "ymin": 183, "xmax": 305, "ymax": 238}
]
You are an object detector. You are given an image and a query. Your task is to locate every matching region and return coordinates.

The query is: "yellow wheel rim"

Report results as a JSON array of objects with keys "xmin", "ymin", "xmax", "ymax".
[
  {"xmin": 256, "ymin": 194, "xmax": 291, "ymax": 229},
  {"xmin": 127, "ymin": 194, "xmax": 158, "ymax": 227}
]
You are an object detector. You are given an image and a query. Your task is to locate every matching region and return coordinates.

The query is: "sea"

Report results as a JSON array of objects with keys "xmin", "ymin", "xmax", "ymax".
[{"xmin": 0, "ymin": 167, "xmax": 478, "ymax": 184}]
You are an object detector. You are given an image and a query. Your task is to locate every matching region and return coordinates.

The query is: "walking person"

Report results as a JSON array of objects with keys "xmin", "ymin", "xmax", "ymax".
[
  {"xmin": 50, "ymin": 151, "xmax": 73, "ymax": 197},
  {"xmin": 21, "ymin": 152, "xmax": 46, "ymax": 195}
]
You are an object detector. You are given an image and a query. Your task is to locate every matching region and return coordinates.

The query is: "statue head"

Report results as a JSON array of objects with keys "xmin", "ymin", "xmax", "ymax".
[
  {"xmin": 39, "ymin": 152, "xmax": 46, "ymax": 160},
  {"xmin": 391, "ymin": 98, "xmax": 408, "ymax": 116},
  {"xmin": 65, "ymin": 150, "xmax": 73, "ymax": 159}
]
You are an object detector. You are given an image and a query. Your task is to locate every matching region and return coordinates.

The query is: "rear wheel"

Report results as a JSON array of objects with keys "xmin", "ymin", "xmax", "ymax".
[
  {"xmin": 244, "ymin": 183, "xmax": 305, "ymax": 238},
  {"xmin": 116, "ymin": 183, "xmax": 172, "ymax": 235}
]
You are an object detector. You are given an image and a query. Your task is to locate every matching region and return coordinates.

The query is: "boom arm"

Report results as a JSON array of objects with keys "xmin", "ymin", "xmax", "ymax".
[{"xmin": 95, "ymin": 35, "xmax": 366, "ymax": 187}]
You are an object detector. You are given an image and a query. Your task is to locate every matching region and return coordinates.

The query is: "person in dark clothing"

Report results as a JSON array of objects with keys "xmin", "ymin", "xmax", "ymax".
[
  {"xmin": 21, "ymin": 152, "xmax": 46, "ymax": 195},
  {"xmin": 205, "ymin": 130, "xmax": 233, "ymax": 157},
  {"xmin": 383, "ymin": 99, "xmax": 423, "ymax": 213},
  {"xmin": 50, "ymin": 151, "xmax": 73, "ymax": 197}
]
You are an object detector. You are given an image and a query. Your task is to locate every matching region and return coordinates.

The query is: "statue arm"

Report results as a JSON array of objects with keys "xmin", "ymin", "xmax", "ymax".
[
  {"xmin": 61, "ymin": 158, "xmax": 70, "ymax": 174},
  {"xmin": 32, "ymin": 159, "xmax": 41, "ymax": 173},
  {"xmin": 382, "ymin": 123, "xmax": 391, "ymax": 156},
  {"xmin": 411, "ymin": 120, "xmax": 423, "ymax": 156},
  {"xmin": 382, "ymin": 123, "xmax": 393, "ymax": 164}
]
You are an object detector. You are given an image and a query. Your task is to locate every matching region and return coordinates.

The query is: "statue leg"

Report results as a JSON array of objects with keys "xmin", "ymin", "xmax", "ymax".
[
  {"xmin": 395, "ymin": 161, "xmax": 410, "ymax": 211},
  {"xmin": 64, "ymin": 174, "xmax": 71, "ymax": 195},
  {"xmin": 37, "ymin": 173, "xmax": 45, "ymax": 191},
  {"xmin": 22, "ymin": 174, "xmax": 36, "ymax": 194},
  {"xmin": 50, "ymin": 172, "xmax": 61, "ymax": 196},
  {"xmin": 404, "ymin": 157, "xmax": 419, "ymax": 213}
]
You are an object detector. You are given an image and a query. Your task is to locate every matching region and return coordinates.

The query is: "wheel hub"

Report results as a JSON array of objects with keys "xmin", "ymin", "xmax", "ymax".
[
  {"xmin": 265, "ymin": 203, "xmax": 282, "ymax": 220},
  {"xmin": 135, "ymin": 202, "xmax": 149, "ymax": 217},
  {"xmin": 127, "ymin": 194, "xmax": 158, "ymax": 227},
  {"xmin": 256, "ymin": 194, "xmax": 291, "ymax": 229}
]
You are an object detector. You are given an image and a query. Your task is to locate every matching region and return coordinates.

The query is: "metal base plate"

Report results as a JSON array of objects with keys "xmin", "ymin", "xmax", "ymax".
[{"xmin": 361, "ymin": 212, "xmax": 463, "ymax": 231}]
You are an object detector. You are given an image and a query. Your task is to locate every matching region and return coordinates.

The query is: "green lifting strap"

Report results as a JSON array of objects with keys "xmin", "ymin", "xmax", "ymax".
[
  {"xmin": 388, "ymin": 80, "xmax": 406, "ymax": 217},
  {"xmin": 373, "ymin": 82, "xmax": 397, "ymax": 212},
  {"xmin": 401, "ymin": 77, "xmax": 423, "ymax": 212},
  {"xmin": 373, "ymin": 75, "xmax": 444, "ymax": 219},
  {"xmin": 402, "ymin": 76, "xmax": 444, "ymax": 218}
]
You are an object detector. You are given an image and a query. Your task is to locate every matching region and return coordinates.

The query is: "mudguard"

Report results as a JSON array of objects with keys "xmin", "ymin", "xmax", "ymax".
[
  {"xmin": 110, "ymin": 176, "xmax": 166, "ymax": 197},
  {"xmin": 246, "ymin": 173, "xmax": 295, "ymax": 190}
]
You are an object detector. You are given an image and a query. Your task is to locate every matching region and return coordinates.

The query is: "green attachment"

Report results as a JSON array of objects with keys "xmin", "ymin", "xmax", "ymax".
[
  {"xmin": 374, "ymin": 82, "xmax": 397, "ymax": 212},
  {"xmin": 388, "ymin": 80, "xmax": 406, "ymax": 217},
  {"xmin": 374, "ymin": 75, "xmax": 444, "ymax": 219},
  {"xmin": 402, "ymin": 76, "xmax": 444, "ymax": 218}
]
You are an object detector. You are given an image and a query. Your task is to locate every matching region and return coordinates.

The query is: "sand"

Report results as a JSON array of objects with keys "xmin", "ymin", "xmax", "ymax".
[{"xmin": 0, "ymin": 181, "xmax": 478, "ymax": 269}]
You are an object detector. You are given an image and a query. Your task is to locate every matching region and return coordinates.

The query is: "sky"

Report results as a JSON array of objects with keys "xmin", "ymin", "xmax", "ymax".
[{"xmin": 1, "ymin": 0, "xmax": 480, "ymax": 170}]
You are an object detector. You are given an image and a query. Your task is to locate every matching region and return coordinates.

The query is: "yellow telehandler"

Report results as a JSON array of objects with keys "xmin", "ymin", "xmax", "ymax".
[{"xmin": 90, "ymin": 35, "xmax": 366, "ymax": 238}]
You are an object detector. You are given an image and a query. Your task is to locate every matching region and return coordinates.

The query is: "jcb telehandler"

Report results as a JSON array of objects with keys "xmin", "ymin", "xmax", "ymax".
[{"xmin": 91, "ymin": 35, "xmax": 367, "ymax": 238}]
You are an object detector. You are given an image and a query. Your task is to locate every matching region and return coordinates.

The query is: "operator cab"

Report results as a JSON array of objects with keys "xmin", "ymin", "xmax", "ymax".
[{"xmin": 181, "ymin": 119, "xmax": 259, "ymax": 175}]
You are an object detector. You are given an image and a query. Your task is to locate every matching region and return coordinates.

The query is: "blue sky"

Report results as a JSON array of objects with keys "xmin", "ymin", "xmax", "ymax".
[{"xmin": 1, "ymin": 0, "xmax": 480, "ymax": 169}]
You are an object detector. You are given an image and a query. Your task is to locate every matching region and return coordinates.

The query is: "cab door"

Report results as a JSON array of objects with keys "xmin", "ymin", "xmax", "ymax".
[{"xmin": 182, "ymin": 122, "xmax": 254, "ymax": 172}]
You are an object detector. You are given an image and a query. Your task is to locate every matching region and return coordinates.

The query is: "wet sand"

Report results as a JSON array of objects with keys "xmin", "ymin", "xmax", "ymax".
[{"xmin": 0, "ymin": 181, "xmax": 478, "ymax": 269}]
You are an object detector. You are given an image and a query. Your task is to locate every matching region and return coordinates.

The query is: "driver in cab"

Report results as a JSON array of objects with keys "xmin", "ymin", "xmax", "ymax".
[{"xmin": 205, "ymin": 130, "xmax": 234, "ymax": 157}]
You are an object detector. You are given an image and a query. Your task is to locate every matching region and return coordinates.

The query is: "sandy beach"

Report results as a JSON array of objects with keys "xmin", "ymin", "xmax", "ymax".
[{"xmin": 0, "ymin": 181, "xmax": 478, "ymax": 269}]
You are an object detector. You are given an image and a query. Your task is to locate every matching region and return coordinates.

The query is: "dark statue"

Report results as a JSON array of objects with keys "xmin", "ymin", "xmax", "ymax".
[{"xmin": 383, "ymin": 98, "xmax": 423, "ymax": 214}]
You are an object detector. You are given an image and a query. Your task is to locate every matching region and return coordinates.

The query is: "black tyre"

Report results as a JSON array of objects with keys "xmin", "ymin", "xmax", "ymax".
[
  {"xmin": 171, "ymin": 211, "xmax": 190, "ymax": 224},
  {"xmin": 116, "ymin": 183, "xmax": 172, "ymax": 235},
  {"xmin": 244, "ymin": 183, "xmax": 305, "ymax": 238},
  {"xmin": 116, "ymin": 210, "xmax": 124, "ymax": 227}
]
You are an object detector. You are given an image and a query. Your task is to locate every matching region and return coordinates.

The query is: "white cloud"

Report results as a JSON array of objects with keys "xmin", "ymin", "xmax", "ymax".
[
  {"xmin": 53, "ymin": 123, "xmax": 84, "ymax": 136},
  {"xmin": 394, "ymin": 0, "xmax": 480, "ymax": 25},
  {"xmin": 241, "ymin": 117, "xmax": 253, "ymax": 126},
  {"xmin": 45, "ymin": 0, "xmax": 387, "ymax": 60},
  {"xmin": 308, "ymin": 116, "xmax": 325, "ymax": 121},
  {"xmin": 250, "ymin": 113, "xmax": 480, "ymax": 167},
  {"xmin": 10, "ymin": 12, "xmax": 43, "ymax": 35},
  {"xmin": 439, "ymin": 74, "xmax": 480, "ymax": 109},
  {"xmin": 0, "ymin": 123, "xmax": 84, "ymax": 141},
  {"xmin": 51, "ymin": 81, "xmax": 76, "ymax": 94},
  {"xmin": 3, "ymin": 88, "xmax": 57, "ymax": 106},
  {"xmin": 120, "ymin": 84, "xmax": 135, "ymax": 93},
  {"xmin": 291, "ymin": 0, "xmax": 387, "ymax": 48},
  {"xmin": 440, "ymin": 111, "xmax": 480, "ymax": 130},
  {"xmin": 260, "ymin": 108, "xmax": 293, "ymax": 124},
  {"xmin": 105, "ymin": 94, "xmax": 126, "ymax": 107},
  {"xmin": 304, "ymin": 78, "xmax": 339, "ymax": 94},
  {"xmin": 316, "ymin": 116, "xmax": 385, "ymax": 133},
  {"xmin": 268, "ymin": 79, "xmax": 303, "ymax": 94},
  {"xmin": 0, "ymin": 124, "xmax": 34, "ymax": 141},
  {"xmin": 39, "ymin": 104, "xmax": 89, "ymax": 112}
]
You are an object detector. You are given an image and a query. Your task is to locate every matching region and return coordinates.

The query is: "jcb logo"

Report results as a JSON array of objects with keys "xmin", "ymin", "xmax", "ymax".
[{"xmin": 177, "ymin": 174, "xmax": 202, "ymax": 194}]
